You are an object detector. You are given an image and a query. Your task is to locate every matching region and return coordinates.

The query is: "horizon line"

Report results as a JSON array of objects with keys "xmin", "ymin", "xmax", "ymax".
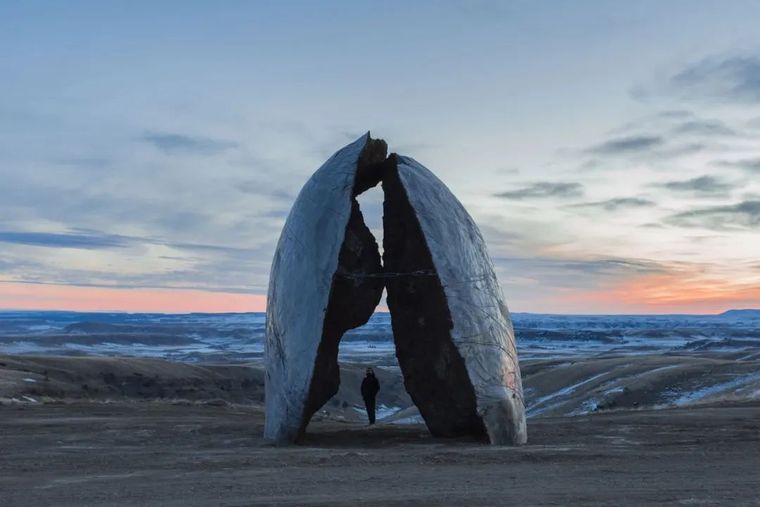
[
  {"xmin": 0, "ymin": 307, "xmax": 755, "ymax": 317},
  {"xmin": 1, "ymin": 281, "xmax": 757, "ymax": 316}
]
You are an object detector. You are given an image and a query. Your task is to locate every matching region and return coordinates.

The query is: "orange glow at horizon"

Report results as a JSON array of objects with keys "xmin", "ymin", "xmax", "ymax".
[
  {"xmin": 1, "ymin": 274, "xmax": 758, "ymax": 315},
  {"xmin": 0, "ymin": 282, "xmax": 267, "ymax": 313},
  {"xmin": 559, "ymin": 273, "xmax": 760, "ymax": 314}
]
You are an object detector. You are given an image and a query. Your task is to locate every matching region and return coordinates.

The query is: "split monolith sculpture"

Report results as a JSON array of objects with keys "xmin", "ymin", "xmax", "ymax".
[{"xmin": 264, "ymin": 133, "xmax": 527, "ymax": 445}]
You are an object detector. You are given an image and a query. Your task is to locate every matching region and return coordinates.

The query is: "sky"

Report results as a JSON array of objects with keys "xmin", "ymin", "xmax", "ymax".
[{"xmin": 1, "ymin": 0, "xmax": 759, "ymax": 314}]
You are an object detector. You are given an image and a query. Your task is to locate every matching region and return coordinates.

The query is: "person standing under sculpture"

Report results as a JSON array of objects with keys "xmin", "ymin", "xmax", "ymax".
[{"xmin": 361, "ymin": 367, "xmax": 380, "ymax": 425}]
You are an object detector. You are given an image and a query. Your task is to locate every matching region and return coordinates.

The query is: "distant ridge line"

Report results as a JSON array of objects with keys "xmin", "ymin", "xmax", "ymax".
[{"xmin": 719, "ymin": 309, "xmax": 760, "ymax": 317}]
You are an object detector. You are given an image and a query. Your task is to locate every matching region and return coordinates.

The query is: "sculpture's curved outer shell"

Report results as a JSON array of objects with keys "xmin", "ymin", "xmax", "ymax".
[
  {"xmin": 396, "ymin": 156, "xmax": 527, "ymax": 445},
  {"xmin": 264, "ymin": 134, "xmax": 368, "ymax": 443},
  {"xmin": 264, "ymin": 135, "xmax": 527, "ymax": 446}
]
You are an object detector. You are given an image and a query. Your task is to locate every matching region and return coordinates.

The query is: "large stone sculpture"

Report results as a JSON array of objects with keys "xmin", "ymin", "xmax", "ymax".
[{"xmin": 264, "ymin": 133, "xmax": 527, "ymax": 445}]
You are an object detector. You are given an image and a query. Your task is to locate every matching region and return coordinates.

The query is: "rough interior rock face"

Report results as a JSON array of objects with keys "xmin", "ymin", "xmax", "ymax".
[
  {"xmin": 300, "ymin": 198, "xmax": 384, "ymax": 433},
  {"xmin": 394, "ymin": 155, "xmax": 527, "ymax": 445},
  {"xmin": 382, "ymin": 157, "xmax": 485, "ymax": 438},
  {"xmin": 265, "ymin": 133, "xmax": 526, "ymax": 445},
  {"xmin": 299, "ymin": 139, "xmax": 388, "ymax": 433},
  {"xmin": 353, "ymin": 138, "xmax": 388, "ymax": 196}
]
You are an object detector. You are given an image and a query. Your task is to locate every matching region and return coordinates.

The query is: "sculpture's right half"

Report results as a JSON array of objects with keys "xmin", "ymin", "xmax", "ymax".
[{"xmin": 265, "ymin": 134, "xmax": 527, "ymax": 446}]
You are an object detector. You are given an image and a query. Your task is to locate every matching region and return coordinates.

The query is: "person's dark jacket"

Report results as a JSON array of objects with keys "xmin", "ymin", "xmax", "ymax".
[{"xmin": 361, "ymin": 374, "xmax": 380, "ymax": 400}]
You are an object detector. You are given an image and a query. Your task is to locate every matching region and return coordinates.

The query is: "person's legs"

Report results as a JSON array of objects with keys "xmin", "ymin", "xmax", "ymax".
[{"xmin": 365, "ymin": 397, "xmax": 376, "ymax": 425}]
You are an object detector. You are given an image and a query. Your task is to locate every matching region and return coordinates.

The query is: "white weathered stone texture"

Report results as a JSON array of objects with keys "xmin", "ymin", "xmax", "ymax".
[
  {"xmin": 397, "ymin": 156, "xmax": 527, "ymax": 445},
  {"xmin": 265, "ymin": 136, "xmax": 526, "ymax": 445},
  {"xmin": 264, "ymin": 134, "xmax": 369, "ymax": 443}
]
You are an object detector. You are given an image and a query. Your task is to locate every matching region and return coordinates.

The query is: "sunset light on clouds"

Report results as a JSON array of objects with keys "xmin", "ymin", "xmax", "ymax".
[{"xmin": 1, "ymin": 1, "xmax": 759, "ymax": 314}]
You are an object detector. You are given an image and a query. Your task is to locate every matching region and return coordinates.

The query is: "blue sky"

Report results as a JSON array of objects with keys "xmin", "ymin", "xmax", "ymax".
[{"xmin": 1, "ymin": 1, "xmax": 759, "ymax": 313}]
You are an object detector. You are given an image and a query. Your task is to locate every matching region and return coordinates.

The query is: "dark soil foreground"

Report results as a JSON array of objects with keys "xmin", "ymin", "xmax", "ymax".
[{"xmin": 1, "ymin": 402, "xmax": 759, "ymax": 506}]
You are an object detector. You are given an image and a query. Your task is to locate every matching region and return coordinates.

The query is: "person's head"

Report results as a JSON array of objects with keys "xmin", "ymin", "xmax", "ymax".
[{"xmin": 366, "ymin": 367, "xmax": 374, "ymax": 376}]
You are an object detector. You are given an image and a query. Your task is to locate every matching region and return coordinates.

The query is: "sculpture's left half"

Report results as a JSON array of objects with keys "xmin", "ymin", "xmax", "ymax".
[{"xmin": 264, "ymin": 133, "xmax": 387, "ymax": 443}]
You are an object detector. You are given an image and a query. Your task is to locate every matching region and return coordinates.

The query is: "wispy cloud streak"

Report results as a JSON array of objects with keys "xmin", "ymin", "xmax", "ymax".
[
  {"xmin": 494, "ymin": 182, "xmax": 584, "ymax": 200},
  {"xmin": 140, "ymin": 132, "xmax": 237, "ymax": 154},
  {"xmin": 0, "ymin": 230, "xmax": 128, "ymax": 249}
]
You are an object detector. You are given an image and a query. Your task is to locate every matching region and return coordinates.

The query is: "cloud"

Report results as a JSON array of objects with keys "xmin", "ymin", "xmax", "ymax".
[
  {"xmin": 659, "ymin": 142, "xmax": 708, "ymax": 158},
  {"xmin": 656, "ymin": 175, "xmax": 734, "ymax": 196},
  {"xmin": 667, "ymin": 200, "xmax": 760, "ymax": 230},
  {"xmin": 587, "ymin": 135, "xmax": 664, "ymax": 155},
  {"xmin": 669, "ymin": 54, "xmax": 760, "ymax": 103},
  {"xmin": 655, "ymin": 110, "xmax": 694, "ymax": 120},
  {"xmin": 53, "ymin": 157, "xmax": 112, "ymax": 169},
  {"xmin": 518, "ymin": 257, "xmax": 666, "ymax": 276},
  {"xmin": 0, "ymin": 230, "xmax": 274, "ymax": 294},
  {"xmin": 584, "ymin": 133, "xmax": 708, "ymax": 162},
  {"xmin": 672, "ymin": 119, "xmax": 736, "ymax": 136},
  {"xmin": 167, "ymin": 241, "xmax": 257, "ymax": 256},
  {"xmin": 234, "ymin": 180, "xmax": 294, "ymax": 200},
  {"xmin": 0, "ymin": 230, "xmax": 129, "ymax": 249},
  {"xmin": 494, "ymin": 182, "xmax": 584, "ymax": 200},
  {"xmin": 140, "ymin": 132, "xmax": 237, "ymax": 154},
  {"xmin": 586, "ymin": 112, "xmax": 741, "ymax": 169},
  {"xmin": 492, "ymin": 254, "xmax": 669, "ymax": 291},
  {"xmin": 618, "ymin": 111, "xmax": 737, "ymax": 138},
  {"xmin": 714, "ymin": 158, "xmax": 760, "ymax": 173},
  {"xmin": 568, "ymin": 197, "xmax": 656, "ymax": 212}
]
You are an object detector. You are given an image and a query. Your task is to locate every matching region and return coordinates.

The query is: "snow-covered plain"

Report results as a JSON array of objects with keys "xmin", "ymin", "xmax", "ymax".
[
  {"xmin": 2, "ymin": 310, "xmax": 758, "ymax": 363},
  {"xmin": 3, "ymin": 310, "xmax": 760, "ymax": 419}
]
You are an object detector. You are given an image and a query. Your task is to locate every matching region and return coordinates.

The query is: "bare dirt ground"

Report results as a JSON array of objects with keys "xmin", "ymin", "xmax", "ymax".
[{"xmin": 2, "ymin": 401, "xmax": 760, "ymax": 506}]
